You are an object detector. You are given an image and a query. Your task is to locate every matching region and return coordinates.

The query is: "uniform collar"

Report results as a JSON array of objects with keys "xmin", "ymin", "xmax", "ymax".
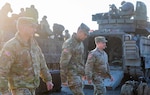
[
  {"xmin": 96, "ymin": 47, "xmax": 104, "ymax": 54},
  {"xmin": 15, "ymin": 32, "xmax": 30, "ymax": 47}
]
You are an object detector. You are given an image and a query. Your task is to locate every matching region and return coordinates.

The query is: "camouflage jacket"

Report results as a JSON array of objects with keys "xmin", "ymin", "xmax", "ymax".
[
  {"xmin": 85, "ymin": 48, "xmax": 111, "ymax": 80},
  {"xmin": 0, "ymin": 33, "xmax": 52, "ymax": 92},
  {"xmin": 60, "ymin": 33, "xmax": 85, "ymax": 83}
]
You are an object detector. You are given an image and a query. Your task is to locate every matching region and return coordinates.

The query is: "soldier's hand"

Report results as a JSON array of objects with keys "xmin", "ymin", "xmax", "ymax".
[
  {"xmin": 82, "ymin": 76, "xmax": 86, "ymax": 80},
  {"xmin": 46, "ymin": 81, "xmax": 54, "ymax": 91},
  {"xmin": 88, "ymin": 79, "xmax": 92, "ymax": 84},
  {"xmin": 110, "ymin": 76, "xmax": 114, "ymax": 82}
]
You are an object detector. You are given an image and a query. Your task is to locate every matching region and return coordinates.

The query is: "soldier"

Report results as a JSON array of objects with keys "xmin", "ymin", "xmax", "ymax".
[
  {"xmin": 85, "ymin": 36, "xmax": 113, "ymax": 95},
  {"xmin": 0, "ymin": 17, "xmax": 53, "ymax": 95},
  {"xmin": 39, "ymin": 15, "xmax": 52, "ymax": 38},
  {"xmin": 60, "ymin": 23, "xmax": 90, "ymax": 95},
  {"xmin": 109, "ymin": 4, "xmax": 120, "ymax": 19},
  {"xmin": 64, "ymin": 29, "xmax": 70, "ymax": 40}
]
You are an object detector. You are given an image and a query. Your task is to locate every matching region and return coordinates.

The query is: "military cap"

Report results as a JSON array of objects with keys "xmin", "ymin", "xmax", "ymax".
[
  {"xmin": 17, "ymin": 17, "xmax": 37, "ymax": 26},
  {"xmin": 43, "ymin": 15, "xmax": 47, "ymax": 19},
  {"xmin": 79, "ymin": 23, "xmax": 90, "ymax": 35},
  {"xmin": 95, "ymin": 36, "xmax": 107, "ymax": 43}
]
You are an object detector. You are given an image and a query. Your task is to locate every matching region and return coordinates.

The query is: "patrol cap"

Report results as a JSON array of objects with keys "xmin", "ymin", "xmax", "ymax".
[
  {"xmin": 79, "ymin": 23, "xmax": 90, "ymax": 35},
  {"xmin": 17, "ymin": 17, "xmax": 37, "ymax": 27},
  {"xmin": 95, "ymin": 36, "xmax": 107, "ymax": 43},
  {"xmin": 43, "ymin": 15, "xmax": 47, "ymax": 19}
]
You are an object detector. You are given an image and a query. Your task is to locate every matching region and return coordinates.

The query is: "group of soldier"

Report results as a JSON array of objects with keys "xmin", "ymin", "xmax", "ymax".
[
  {"xmin": 59, "ymin": 23, "xmax": 113, "ymax": 95},
  {"xmin": 1, "ymin": 1, "xmax": 149, "ymax": 95},
  {"xmin": 0, "ymin": 16, "xmax": 112, "ymax": 95},
  {"xmin": 0, "ymin": 2, "xmax": 112, "ymax": 95},
  {"xmin": 0, "ymin": 12, "xmax": 113, "ymax": 95}
]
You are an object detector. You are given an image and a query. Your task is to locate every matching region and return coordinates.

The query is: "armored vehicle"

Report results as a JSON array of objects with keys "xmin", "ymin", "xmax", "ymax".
[
  {"xmin": 84, "ymin": 1, "xmax": 150, "ymax": 89},
  {"xmin": 35, "ymin": 24, "xmax": 64, "ymax": 94}
]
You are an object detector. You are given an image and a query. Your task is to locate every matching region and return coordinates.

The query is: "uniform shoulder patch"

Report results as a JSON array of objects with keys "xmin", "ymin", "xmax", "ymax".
[
  {"xmin": 88, "ymin": 53, "xmax": 93, "ymax": 59},
  {"xmin": 63, "ymin": 48, "xmax": 69, "ymax": 53},
  {"xmin": 4, "ymin": 50, "xmax": 11, "ymax": 56}
]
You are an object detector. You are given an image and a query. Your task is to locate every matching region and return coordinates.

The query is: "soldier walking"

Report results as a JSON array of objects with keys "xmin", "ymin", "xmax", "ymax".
[
  {"xmin": 85, "ymin": 36, "xmax": 113, "ymax": 95},
  {"xmin": 60, "ymin": 23, "xmax": 90, "ymax": 95},
  {"xmin": 0, "ymin": 17, "xmax": 53, "ymax": 95}
]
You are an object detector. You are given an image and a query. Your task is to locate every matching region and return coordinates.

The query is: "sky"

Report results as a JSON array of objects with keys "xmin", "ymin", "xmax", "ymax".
[{"xmin": 0, "ymin": 0, "xmax": 150, "ymax": 34}]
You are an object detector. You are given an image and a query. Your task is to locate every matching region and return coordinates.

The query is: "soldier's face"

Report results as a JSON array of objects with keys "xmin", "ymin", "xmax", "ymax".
[
  {"xmin": 25, "ymin": 24, "xmax": 37, "ymax": 38},
  {"xmin": 78, "ymin": 31, "xmax": 88, "ymax": 41},
  {"xmin": 97, "ymin": 42, "xmax": 107, "ymax": 50}
]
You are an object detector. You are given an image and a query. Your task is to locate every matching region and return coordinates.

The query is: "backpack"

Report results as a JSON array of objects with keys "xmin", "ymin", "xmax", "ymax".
[
  {"xmin": 120, "ymin": 81, "xmax": 134, "ymax": 95},
  {"xmin": 120, "ymin": 80, "xmax": 139, "ymax": 95}
]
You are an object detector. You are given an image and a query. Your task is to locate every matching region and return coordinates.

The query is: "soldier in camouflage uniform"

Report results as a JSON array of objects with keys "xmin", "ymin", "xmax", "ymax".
[
  {"xmin": 85, "ymin": 36, "xmax": 113, "ymax": 95},
  {"xmin": 0, "ymin": 17, "xmax": 53, "ymax": 95},
  {"xmin": 60, "ymin": 23, "xmax": 90, "ymax": 95}
]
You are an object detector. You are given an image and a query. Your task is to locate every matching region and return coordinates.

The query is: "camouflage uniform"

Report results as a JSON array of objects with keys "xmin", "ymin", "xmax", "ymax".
[
  {"xmin": 0, "ymin": 33, "xmax": 52, "ymax": 95},
  {"xmin": 64, "ymin": 30, "xmax": 70, "ymax": 40},
  {"xmin": 60, "ymin": 33, "xmax": 85, "ymax": 95},
  {"xmin": 85, "ymin": 42, "xmax": 111, "ymax": 95},
  {"xmin": 85, "ymin": 48, "xmax": 111, "ymax": 95}
]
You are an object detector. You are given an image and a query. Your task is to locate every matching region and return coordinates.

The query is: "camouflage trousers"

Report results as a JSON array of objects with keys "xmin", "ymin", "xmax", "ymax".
[
  {"xmin": 68, "ymin": 75, "xmax": 84, "ymax": 95},
  {"xmin": 93, "ymin": 76, "xmax": 106, "ymax": 95},
  {"xmin": 11, "ymin": 88, "xmax": 35, "ymax": 95}
]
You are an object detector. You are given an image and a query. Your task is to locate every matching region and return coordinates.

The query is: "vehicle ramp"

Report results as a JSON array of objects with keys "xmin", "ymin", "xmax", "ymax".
[{"xmin": 83, "ymin": 69, "xmax": 124, "ymax": 90}]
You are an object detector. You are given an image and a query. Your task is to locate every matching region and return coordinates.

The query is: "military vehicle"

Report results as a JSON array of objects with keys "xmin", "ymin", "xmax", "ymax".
[
  {"xmin": 35, "ymin": 24, "xmax": 64, "ymax": 94},
  {"xmin": 83, "ymin": 1, "xmax": 150, "ymax": 89},
  {"xmin": 35, "ymin": 1, "xmax": 150, "ymax": 93}
]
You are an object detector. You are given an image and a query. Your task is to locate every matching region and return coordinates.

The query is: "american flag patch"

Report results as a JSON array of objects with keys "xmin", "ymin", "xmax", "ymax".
[
  {"xmin": 88, "ymin": 54, "xmax": 92, "ymax": 59},
  {"xmin": 4, "ymin": 51, "xmax": 11, "ymax": 56},
  {"xmin": 63, "ymin": 49, "xmax": 69, "ymax": 53}
]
